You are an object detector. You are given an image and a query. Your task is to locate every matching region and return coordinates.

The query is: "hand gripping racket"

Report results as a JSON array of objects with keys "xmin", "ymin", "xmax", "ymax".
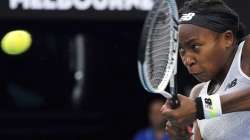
[{"xmin": 138, "ymin": 0, "xmax": 180, "ymax": 108}]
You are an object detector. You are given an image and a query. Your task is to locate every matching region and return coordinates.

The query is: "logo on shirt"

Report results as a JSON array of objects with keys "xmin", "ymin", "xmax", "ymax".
[
  {"xmin": 204, "ymin": 98, "xmax": 213, "ymax": 109},
  {"xmin": 179, "ymin": 12, "xmax": 195, "ymax": 22},
  {"xmin": 225, "ymin": 78, "xmax": 237, "ymax": 91}
]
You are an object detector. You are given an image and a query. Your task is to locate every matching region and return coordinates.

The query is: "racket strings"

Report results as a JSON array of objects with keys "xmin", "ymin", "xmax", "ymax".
[
  {"xmin": 147, "ymin": 7, "xmax": 173, "ymax": 88},
  {"xmin": 151, "ymin": 27, "xmax": 171, "ymax": 41}
]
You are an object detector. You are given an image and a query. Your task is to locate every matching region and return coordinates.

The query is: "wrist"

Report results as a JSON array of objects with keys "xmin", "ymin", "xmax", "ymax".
[
  {"xmin": 195, "ymin": 94, "xmax": 222, "ymax": 120},
  {"xmin": 195, "ymin": 97, "xmax": 205, "ymax": 120}
]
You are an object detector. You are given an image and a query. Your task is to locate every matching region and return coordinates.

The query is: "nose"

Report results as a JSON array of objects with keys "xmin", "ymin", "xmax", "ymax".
[{"xmin": 182, "ymin": 55, "xmax": 195, "ymax": 67}]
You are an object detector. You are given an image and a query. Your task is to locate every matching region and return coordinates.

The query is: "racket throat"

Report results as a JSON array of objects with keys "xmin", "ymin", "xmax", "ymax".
[{"xmin": 159, "ymin": 91, "xmax": 172, "ymax": 98}]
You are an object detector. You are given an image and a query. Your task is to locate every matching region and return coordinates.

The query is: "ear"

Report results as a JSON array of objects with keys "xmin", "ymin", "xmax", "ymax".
[{"xmin": 223, "ymin": 30, "xmax": 234, "ymax": 48}]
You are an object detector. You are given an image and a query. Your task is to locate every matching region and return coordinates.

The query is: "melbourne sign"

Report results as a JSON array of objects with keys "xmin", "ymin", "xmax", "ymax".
[
  {"xmin": 9, "ymin": 0, "xmax": 154, "ymax": 11},
  {"xmin": 0, "ymin": 0, "xmax": 154, "ymax": 20}
]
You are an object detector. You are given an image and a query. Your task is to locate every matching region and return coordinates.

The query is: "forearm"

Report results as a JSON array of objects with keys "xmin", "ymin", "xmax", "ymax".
[
  {"xmin": 221, "ymin": 87, "xmax": 250, "ymax": 113},
  {"xmin": 161, "ymin": 89, "xmax": 250, "ymax": 128},
  {"xmin": 192, "ymin": 121, "xmax": 202, "ymax": 140}
]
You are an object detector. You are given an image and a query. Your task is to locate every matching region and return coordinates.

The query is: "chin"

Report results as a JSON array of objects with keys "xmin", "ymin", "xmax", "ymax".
[{"xmin": 193, "ymin": 75, "xmax": 210, "ymax": 82}]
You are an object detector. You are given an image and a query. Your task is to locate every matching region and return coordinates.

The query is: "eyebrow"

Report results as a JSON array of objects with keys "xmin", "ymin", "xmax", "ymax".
[
  {"xmin": 180, "ymin": 37, "xmax": 198, "ymax": 48},
  {"xmin": 184, "ymin": 37, "xmax": 197, "ymax": 45}
]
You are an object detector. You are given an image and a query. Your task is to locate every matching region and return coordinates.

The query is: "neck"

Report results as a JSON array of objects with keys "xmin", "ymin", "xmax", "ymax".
[
  {"xmin": 208, "ymin": 80, "xmax": 221, "ymax": 95},
  {"xmin": 208, "ymin": 45, "xmax": 238, "ymax": 94},
  {"xmin": 217, "ymin": 45, "xmax": 238, "ymax": 83}
]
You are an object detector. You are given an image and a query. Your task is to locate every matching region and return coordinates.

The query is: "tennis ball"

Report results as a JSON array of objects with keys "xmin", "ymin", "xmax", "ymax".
[{"xmin": 1, "ymin": 30, "xmax": 32, "ymax": 55}]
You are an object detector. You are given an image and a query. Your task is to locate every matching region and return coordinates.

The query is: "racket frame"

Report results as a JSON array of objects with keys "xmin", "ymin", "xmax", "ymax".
[{"xmin": 138, "ymin": 0, "xmax": 179, "ymax": 100}]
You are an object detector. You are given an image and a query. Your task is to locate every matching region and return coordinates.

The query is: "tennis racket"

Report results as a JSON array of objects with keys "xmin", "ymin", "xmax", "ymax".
[{"xmin": 138, "ymin": 0, "xmax": 179, "ymax": 108}]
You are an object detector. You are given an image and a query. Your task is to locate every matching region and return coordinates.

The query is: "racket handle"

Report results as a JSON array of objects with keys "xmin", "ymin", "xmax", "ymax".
[
  {"xmin": 168, "ymin": 89, "xmax": 180, "ymax": 109},
  {"xmin": 169, "ymin": 75, "xmax": 180, "ymax": 109},
  {"xmin": 169, "ymin": 94, "xmax": 180, "ymax": 109}
]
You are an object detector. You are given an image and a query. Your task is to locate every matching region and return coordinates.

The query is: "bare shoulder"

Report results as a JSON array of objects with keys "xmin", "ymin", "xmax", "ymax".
[
  {"xmin": 189, "ymin": 83, "xmax": 206, "ymax": 99},
  {"xmin": 243, "ymin": 35, "xmax": 250, "ymax": 51},
  {"xmin": 241, "ymin": 35, "xmax": 250, "ymax": 76}
]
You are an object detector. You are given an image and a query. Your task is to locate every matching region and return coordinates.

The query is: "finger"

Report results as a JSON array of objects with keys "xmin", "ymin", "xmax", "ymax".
[
  {"xmin": 161, "ymin": 107, "xmax": 178, "ymax": 121},
  {"xmin": 166, "ymin": 98, "xmax": 178, "ymax": 108},
  {"xmin": 160, "ymin": 103, "xmax": 167, "ymax": 112},
  {"xmin": 165, "ymin": 124, "xmax": 178, "ymax": 137},
  {"xmin": 161, "ymin": 111, "xmax": 175, "ymax": 121},
  {"xmin": 161, "ymin": 102, "xmax": 172, "ymax": 111},
  {"xmin": 161, "ymin": 104, "xmax": 172, "ymax": 114}
]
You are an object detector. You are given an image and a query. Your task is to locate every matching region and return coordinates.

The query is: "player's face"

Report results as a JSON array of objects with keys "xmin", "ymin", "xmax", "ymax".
[{"xmin": 179, "ymin": 24, "xmax": 230, "ymax": 82}]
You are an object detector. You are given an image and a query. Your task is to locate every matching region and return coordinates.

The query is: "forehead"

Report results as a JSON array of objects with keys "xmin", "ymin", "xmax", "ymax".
[{"xmin": 179, "ymin": 24, "xmax": 216, "ymax": 45}]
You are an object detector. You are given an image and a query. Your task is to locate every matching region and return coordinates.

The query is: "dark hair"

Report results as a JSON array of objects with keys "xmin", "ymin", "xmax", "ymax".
[{"xmin": 179, "ymin": 0, "xmax": 246, "ymax": 42}]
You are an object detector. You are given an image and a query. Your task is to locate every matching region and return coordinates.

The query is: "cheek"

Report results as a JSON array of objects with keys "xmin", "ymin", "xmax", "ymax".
[{"xmin": 200, "ymin": 52, "xmax": 225, "ymax": 75}]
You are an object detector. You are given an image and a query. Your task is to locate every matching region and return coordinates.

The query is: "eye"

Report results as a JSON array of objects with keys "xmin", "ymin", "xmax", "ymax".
[{"xmin": 191, "ymin": 44, "xmax": 201, "ymax": 52}]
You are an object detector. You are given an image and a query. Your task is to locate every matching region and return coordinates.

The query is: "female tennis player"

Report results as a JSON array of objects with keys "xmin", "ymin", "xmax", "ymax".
[{"xmin": 161, "ymin": 0, "xmax": 250, "ymax": 139}]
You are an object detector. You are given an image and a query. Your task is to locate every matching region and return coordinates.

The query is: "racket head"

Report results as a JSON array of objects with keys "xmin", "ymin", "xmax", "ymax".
[{"xmin": 138, "ymin": 0, "xmax": 179, "ymax": 98}]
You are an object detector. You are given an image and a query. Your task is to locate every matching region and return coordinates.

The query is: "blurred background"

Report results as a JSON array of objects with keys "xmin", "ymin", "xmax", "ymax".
[{"xmin": 0, "ymin": 0, "xmax": 248, "ymax": 139}]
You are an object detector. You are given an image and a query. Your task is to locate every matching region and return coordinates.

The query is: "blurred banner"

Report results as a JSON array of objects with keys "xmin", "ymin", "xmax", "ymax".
[{"xmin": 0, "ymin": 0, "xmax": 154, "ymax": 20}]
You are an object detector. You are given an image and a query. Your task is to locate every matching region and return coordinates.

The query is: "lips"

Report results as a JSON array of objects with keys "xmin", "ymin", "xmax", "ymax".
[
  {"xmin": 190, "ymin": 71, "xmax": 202, "ymax": 75},
  {"xmin": 187, "ymin": 67, "xmax": 201, "ymax": 75},
  {"xmin": 192, "ymin": 73, "xmax": 203, "ymax": 77}
]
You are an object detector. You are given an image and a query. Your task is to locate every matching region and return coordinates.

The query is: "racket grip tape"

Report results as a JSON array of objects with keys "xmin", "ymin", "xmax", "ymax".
[{"xmin": 169, "ymin": 94, "xmax": 180, "ymax": 109}]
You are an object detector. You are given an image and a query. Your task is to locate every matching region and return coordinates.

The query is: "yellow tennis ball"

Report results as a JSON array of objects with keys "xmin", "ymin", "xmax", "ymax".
[{"xmin": 1, "ymin": 30, "xmax": 32, "ymax": 55}]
